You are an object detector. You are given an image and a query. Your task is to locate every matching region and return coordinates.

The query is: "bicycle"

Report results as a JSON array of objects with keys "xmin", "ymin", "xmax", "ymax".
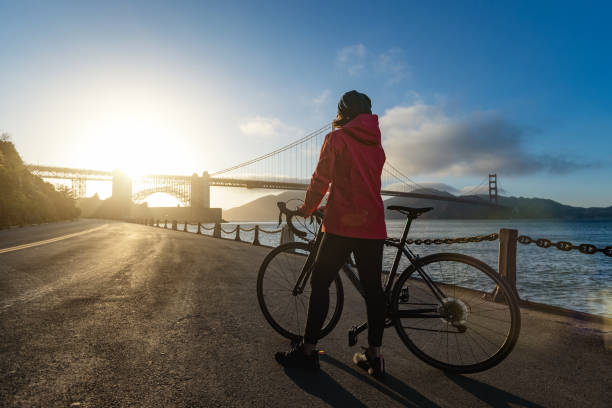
[{"xmin": 257, "ymin": 202, "xmax": 521, "ymax": 373}]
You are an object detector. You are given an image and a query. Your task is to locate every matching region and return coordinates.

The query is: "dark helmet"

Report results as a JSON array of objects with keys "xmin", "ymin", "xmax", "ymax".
[{"xmin": 337, "ymin": 90, "xmax": 372, "ymax": 119}]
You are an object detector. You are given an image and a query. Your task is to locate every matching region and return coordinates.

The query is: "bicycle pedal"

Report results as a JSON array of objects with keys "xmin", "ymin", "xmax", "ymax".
[{"xmin": 348, "ymin": 327, "xmax": 358, "ymax": 347}]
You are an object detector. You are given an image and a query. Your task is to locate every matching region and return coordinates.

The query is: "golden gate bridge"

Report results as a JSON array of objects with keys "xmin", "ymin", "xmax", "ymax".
[{"xmin": 28, "ymin": 123, "xmax": 500, "ymax": 209}]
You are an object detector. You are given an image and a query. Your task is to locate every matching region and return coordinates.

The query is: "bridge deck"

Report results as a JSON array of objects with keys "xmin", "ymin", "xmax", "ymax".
[{"xmin": 0, "ymin": 220, "xmax": 608, "ymax": 407}]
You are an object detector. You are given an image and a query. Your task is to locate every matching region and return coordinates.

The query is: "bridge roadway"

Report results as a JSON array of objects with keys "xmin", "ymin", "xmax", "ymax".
[{"xmin": 0, "ymin": 220, "xmax": 609, "ymax": 407}]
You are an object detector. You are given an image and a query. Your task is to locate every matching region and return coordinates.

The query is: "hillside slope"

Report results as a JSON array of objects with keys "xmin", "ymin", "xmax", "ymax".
[
  {"xmin": 0, "ymin": 136, "xmax": 80, "ymax": 227},
  {"xmin": 223, "ymin": 187, "xmax": 612, "ymax": 221},
  {"xmin": 385, "ymin": 189, "xmax": 612, "ymax": 219},
  {"xmin": 223, "ymin": 191, "xmax": 307, "ymax": 221}
]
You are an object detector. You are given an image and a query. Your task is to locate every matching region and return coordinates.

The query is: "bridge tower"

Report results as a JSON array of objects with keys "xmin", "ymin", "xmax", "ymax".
[
  {"xmin": 488, "ymin": 173, "xmax": 498, "ymax": 203},
  {"xmin": 190, "ymin": 172, "xmax": 210, "ymax": 209},
  {"xmin": 112, "ymin": 170, "xmax": 132, "ymax": 213}
]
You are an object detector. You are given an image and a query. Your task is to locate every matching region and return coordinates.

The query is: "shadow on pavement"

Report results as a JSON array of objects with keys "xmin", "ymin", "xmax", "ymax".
[
  {"xmin": 284, "ymin": 366, "xmax": 368, "ymax": 407},
  {"xmin": 445, "ymin": 374, "xmax": 545, "ymax": 408},
  {"xmin": 319, "ymin": 354, "xmax": 441, "ymax": 407}
]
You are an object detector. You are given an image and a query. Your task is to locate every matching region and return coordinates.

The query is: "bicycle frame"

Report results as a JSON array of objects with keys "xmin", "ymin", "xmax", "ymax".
[{"xmin": 290, "ymin": 215, "xmax": 449, "ymax": 308}]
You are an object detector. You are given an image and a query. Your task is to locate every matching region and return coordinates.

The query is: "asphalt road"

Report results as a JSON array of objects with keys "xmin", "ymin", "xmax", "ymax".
[{"xmin": 0, "ymin": 220, "xmax": 610, "ymax": 407}]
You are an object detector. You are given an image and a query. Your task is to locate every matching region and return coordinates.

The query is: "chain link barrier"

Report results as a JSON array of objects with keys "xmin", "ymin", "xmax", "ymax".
[
  {"xmin": 389, "ymin": 232, "xmax": 610, "ymax": 257},
  {"xmin": 259, "ymin": 228, "xmax": 282, "ymax": 234},
  {"xmin": 216, "ymin": 224, "xmax": 282, "ymax": 235},
  {"xmin": 144, "ymin": 220, "xmax": 611, "ymax": 257},
  {"xmin": 517, "ymin": 235, "xmax": 612, "ymax": 257},
  {"xmin": 388, "ymin": 233, "xmax": 499, "ymax": 246}
]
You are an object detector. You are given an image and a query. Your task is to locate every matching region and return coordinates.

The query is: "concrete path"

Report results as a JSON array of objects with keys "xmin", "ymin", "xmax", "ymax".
[{"xmin": 0, "ymin": 220, "xmax": 610, "ymax": 407}]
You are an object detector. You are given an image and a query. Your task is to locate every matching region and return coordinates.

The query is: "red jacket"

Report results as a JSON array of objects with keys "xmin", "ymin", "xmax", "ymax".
[{"xmin": 299, "ymin": 114, "xmax": 387, "ymax": 239}]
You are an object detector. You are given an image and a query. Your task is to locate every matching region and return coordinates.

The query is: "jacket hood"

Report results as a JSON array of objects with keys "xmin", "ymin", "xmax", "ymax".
[{"xmin": 341, "ymin": 114, "xmax": 381, "ymax": 145}]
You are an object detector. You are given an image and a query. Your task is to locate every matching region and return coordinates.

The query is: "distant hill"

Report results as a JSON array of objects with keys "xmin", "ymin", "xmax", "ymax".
[
  {"xmin": 386, "ymin": 188, "xmax": 612, "ymax": 219},
  {"xmin": 223, "ymin": 187, "xmax": 612, "ymax": 221},
  {"xmin": 224, "ymin": 191, "xmax": 307, "ymax": 221}
]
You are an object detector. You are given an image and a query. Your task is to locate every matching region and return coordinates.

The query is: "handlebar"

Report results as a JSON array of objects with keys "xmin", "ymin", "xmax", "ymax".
[{"xmin": 277, "ymin": 201, "xmax": 323, "ymax": 239}]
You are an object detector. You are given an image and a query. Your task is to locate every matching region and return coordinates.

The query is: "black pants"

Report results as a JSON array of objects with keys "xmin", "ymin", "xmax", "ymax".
[{"xmin": 304, "ymin": 233, "xmax": 386, "ymax": 346}]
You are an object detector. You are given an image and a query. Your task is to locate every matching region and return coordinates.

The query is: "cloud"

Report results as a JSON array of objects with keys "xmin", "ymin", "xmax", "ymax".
[
  {"xmin": 383, "ymin": 178, "xmax": 460, "ymax": 194},
  {"xmin": 336, "ymin": 43, "xmax": 366, "ymax": 76},
  {"xmin": 417, "ymin": 182, "xmax": 460, "ymax": 193},
  {"xmin": 336, "ymin": 44, "xmax": 409, "ymax": 84},
  {"xmin": 380, "ymin": 103, "xmax": 593, "ymax": 177},
  {"xmin": 459, "ymin": 185, "xmax": 507, "ymax": 196},
  {"xmin": 239, "ymin": 116, "xmax": 300, "ymax": 138},
  {"xmin": 375, "ymin": 47, "xmax": 409, "ymax": 84},
  {"xmin": 312, "ymin": 89, "xmax": 331, "ymax": 107}
]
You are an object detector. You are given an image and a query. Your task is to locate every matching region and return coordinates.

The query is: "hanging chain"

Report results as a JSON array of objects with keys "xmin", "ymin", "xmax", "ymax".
[
  {"xmin": 388, "ymin": 233, "xmax": 499, "ymax": 246},
  {"xmin": 517, "ymin": 235, "xmax": 612, "ymax": 257}
]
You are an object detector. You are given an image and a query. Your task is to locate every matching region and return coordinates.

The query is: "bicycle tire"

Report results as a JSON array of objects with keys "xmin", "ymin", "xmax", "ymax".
[
  {"xmin": 391, "ymin": 253, "xmax": 521, "ymax": 373},
  {"xmin": 257, "ymin": 242, "xmax": 344, "ymax": 341}
]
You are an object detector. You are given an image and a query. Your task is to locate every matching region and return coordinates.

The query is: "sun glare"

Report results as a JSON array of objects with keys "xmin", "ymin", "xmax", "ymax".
[
  {"xmin": 139, "ymin": 192, "xmax": 183, "ymax": 207},
  {"xmin": 92, "ymin": 117, "xmax": 169, "ymax": 176},
  {"xmin": 76, "ymin": 87, "xmax": 202, "ymax": 177}
]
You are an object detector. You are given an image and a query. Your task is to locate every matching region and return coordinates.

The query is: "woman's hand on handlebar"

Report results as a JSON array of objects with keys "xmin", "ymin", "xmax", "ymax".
[{"xmin": 277, "ymin": 201, "xmax": 307, "ymax": 238}]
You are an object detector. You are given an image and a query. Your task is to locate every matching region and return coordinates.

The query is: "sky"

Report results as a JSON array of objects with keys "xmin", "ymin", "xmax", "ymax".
[{"xmin": 1, "ymin": 0, "xmax": 611, "ymax": 209}]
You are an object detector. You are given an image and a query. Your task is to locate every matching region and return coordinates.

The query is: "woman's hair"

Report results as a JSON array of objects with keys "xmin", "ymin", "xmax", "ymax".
[{"xmin": 332, "ymin": 90, "xmax": 372, "ymax": 127}]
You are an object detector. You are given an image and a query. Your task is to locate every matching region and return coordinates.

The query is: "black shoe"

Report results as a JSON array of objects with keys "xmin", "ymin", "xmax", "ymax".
[
  {"xmin": 275, "ymin": 342, "xmax": 320, "ymax": 370},
  {"xmin": 353, "ymin": 347, "xmax": 385, "ymax": 379}
]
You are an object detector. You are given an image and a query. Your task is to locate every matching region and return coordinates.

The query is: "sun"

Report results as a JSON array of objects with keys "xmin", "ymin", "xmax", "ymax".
[{"xmin": 84, "ymin": 113, "xmax": 184, "ymax": 177}]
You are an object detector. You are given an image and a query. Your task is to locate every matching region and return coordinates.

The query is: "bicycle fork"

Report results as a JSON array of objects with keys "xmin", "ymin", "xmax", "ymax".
[{"xmin": 292, "ymin": 260, "xmax": 312, "ymax": 295}]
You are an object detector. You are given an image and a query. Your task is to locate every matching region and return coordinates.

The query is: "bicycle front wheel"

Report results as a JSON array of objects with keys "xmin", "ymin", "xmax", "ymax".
[
  {"xmin": 257, "ymin": 242, "xmax": 344, "ymax": 341},
  {"xmin": 391, "ymin": 253, "xmax": 521, "ymax": 373}
]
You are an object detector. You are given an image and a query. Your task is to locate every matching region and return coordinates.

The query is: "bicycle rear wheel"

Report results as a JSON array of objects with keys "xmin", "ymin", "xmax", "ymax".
[
  {"xmin": 391, "ymin": 253, "xmax": 521, "ymax": 373},
  {"xmin": 257, "ymin": 242, "xmax": 344, "ymax": 341}
]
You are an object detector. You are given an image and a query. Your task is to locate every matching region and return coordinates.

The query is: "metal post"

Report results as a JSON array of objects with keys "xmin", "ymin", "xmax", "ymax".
[
  {"xmin": 494, "ymin": 228, "xmax": 519, "ymax": 300},
  {"xmin": 235, "ymin": 225, "xmax": 241, "ymax": 241},
  {"xmin": 164, "ymin": 219, "xmax": 167, "ymax": 229},
  {"xmin": 197, "ymin": 222, "xmax": 201, "ymax": 234},
  {"xmin": 183, "ymin": 221, "xmax": 188, "ymax": 232},
  {"xmin": 213, "ymin": 222, "xmax": 221, "ymax": 238},
  {"xmin": 252, "ymin": 225, "xmax": 260, "ymax": 246}
]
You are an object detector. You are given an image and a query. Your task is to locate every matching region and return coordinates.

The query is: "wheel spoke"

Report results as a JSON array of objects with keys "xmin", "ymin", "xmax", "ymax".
[
  {"xmin": 258, "ymin": 243, "xmax": 343, "ymax": 341},
  {"xmin": 392, "ymin": 254, "xmax": 519, "ymax": 372}
]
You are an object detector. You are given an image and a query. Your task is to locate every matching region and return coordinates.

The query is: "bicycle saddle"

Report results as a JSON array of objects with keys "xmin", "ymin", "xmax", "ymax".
[{"xmin": 387, "ymin": 205, "xmax": 433, "ymax": 218}]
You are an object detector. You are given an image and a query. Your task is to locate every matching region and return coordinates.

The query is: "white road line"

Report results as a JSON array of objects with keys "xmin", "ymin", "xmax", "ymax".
[{"xmin": 0, "ymin": 225, "xmax": 107, "ymax": 254}]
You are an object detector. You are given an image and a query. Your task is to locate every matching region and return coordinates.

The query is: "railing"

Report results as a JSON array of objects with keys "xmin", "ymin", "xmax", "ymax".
[
  {"xmin": 130, "ymin": 218, "xmax": 286, "ymax": 247},
  {"xmin": 130, "ymin": 218, "xmax": 611, "ymax": 310}
]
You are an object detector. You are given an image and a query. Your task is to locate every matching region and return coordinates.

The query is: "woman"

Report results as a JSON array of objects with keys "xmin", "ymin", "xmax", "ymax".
[{"xmin": 275, "ymin": 90, "xmax": 387, "ymax": 379}]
